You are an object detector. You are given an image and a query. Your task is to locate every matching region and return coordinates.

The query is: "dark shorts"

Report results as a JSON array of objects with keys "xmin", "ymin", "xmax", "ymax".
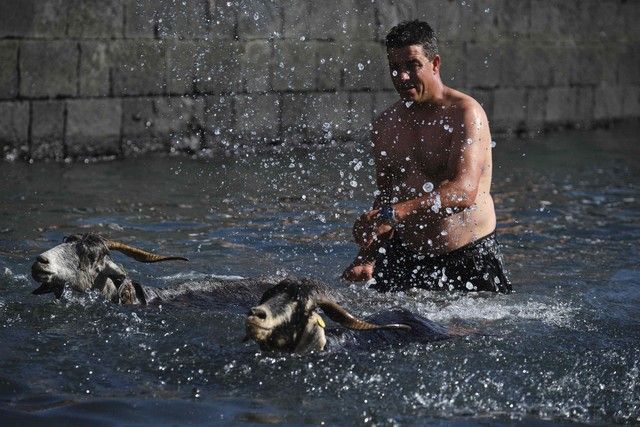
[{"xmin": 370, "ymin": 232, "xmax": 512, "ymax": 293}]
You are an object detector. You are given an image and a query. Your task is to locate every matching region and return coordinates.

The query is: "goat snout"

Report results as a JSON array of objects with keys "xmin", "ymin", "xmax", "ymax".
[
  {"xmin": 36, "ymin": 255, "xmax": 50, "ymax": 264},
  {"xmin": 248, "ymin": 306, "xmax": 268, "ymax": 320}
]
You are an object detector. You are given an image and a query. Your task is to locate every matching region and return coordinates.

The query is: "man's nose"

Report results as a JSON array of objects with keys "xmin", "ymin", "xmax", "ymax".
[{"xmin": 398, "ymin": 70, "xmax": 410, "ymax": 81}]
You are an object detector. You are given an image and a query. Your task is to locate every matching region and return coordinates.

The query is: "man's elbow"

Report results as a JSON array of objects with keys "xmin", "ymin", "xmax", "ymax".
[{"xmin": 449, "ymin": 186, "xmax": 478, "ymax": 209}]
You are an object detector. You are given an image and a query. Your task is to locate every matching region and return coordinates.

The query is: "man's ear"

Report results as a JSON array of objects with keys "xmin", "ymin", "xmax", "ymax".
[{"xmin": 431, "ymin": 55, "xmax": 441, "ymax": 74}]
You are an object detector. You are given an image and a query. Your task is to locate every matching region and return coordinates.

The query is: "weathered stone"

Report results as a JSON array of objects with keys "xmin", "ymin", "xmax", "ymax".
[
  {"xmin": 622, "ymin": 86, "xmax": 640, "ymax": 117},
  {"xmin": 526, "ymin": 88, "xmax": 547, "ymax": 129},
  {"xmin": 166, "ymin": 40, "xmax": 198, "ymax": 94},
  {"xmin": 0, "ymin": 42, "xmax": 19, "ymax": 99},
  {"xmin": 20, "ymin": 41, "xmax": 78, "ymax": 98},
  {"xmin": 414, "ymin": 0, "xmax": 463, "ymax": 42},
  {"xmin": 618, "ymin": 44, "xmax": 640, "ymax": 85},
  {"xmin": 195, "ymin": 41, "xmax": 244, "ymax": 94},
  {"xmin": 343, "ymin": 42, "xmax": 389, "ymax": 91},
  {"xmin": 493, "ymin": 0, "xmax": 531, "ymax": 37},
  {"xmin": 548, "ymin": 42, "xmax": 575, "ymax": 87},
  {"xmin": 79, "ymin": 41, "xmax": 111, "ymax": 97},
  {"xmin": 465, "ymin": 42, "xmax": 500, "ymax": 88},
  {"xmin": 242, "ymin": 41, "xmax": 272, "ymax": 92},
  {"xmin": 155, "ymin": 97, "xmax": 206, "ymax": 152},
  {"xmin": 208, "ymin": 0, "xmax": 238, "ymax": 39},
  {"xmin": 281, "ymin": 93, "xmax": 309, "ymax": 141},
  {"xmin": 492, "ymin": 88, "xmax": 526, "ymax": 132},
  {"xmin": 66, "ymin": 99, "xmax": 122, "ymax": 157},
  {"xmin": 67, "ymin": 0, "xmax": 123, "ymax": 38},
  {"xmin": 272, "ymin": 41, "xmax": 316, "ymax": 91},
  {"xmin": 124, "ymin": 0, "xmax": 156, "ymax": 38},
  {"xmin": 622, "ymin": 0, "xmax": 640, "ymax": 41},
  {"xmin": 237, "ymin": 0, "xmax": 282, "ymax": 39},
  {"xmin": 235, "ymin": 93, "xmax": 280, "ymax": 141},
  {"xmin": 593, "ymin": 85, "xmax": 624, "ymax": 120},
  {"xmin": 500, "ymin": 41, "xmax": 553, "ymax": 87},
  {"xmin": 0, "ymin": 101, "xmax": 29, "ymax": 158},
  {"xmin": 545, "ymin": 87, "xmax": 575, "ymax": 123},
  {"xmin": 306, "ymin": 93, "xmax": 350, "ymax": 139},
  {"xmin": 203, "ymin": 94, "xmax": 235, "ymax": 146},
  {"xmin": 111, "ymin": 40, "xmax": 166, "ymax": 96},
  {"xmin": 439, "ymin": 42, "xmax": 465, "ymax": 87},
  {"xmin": 316, "ymin": 42, "xmax": 344, "ymax": 91},
  {"xmin": 375, "ymin": 0, "xmax": 417, "ymax": 41},
  {"xmin": 530, "ymin": 0, "xmax": 581, "ymax": 40},
  {"xmin": 0, "ymin": 0, "xmax": 67, "ymax": 38},
  {"xmin": 348, "ymin": 92, "xmax": 374, "ymax": 136},
  {"xmin": 575, "ymin": 87, "xmax": 594, "ymax": 123},
  {"xmin": 31, "ymin": 100, "xmax": 65, "ymax": 160},
  {"xmin": 283, "ymin": 0, "xmax": 376, "ymax": 40},
  {"xmin": 157, "ymin": 0, "xmax": 209, "ymax": 39},
  {"xmin": 373, "ymin": 91, "xmax": 398, "ymax": 118}
]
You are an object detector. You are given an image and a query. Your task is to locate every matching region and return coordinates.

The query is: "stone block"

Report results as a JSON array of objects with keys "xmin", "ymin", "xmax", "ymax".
[
  {"xmin": 155, "ymin": 97, "xmax": 206, "ymax": 152},
  {"xmin": 439, "ymin": 42, "xmax": 465, "ymax": 87},
  {"xmin": 195, "ymin": 41, "xmax": 244, "ymax": 94},
  {"xmin": 622, "ymin": 86, "xmax": 640, "ymax": 117},
  {"xmin": 67, "ymin": 0, "xmax": 123, "ymax": 38},
  {"xmin": 545, "ymin": 87, "xmax": 575, "ymax": 123},
  {"xmin": 235, "ymin": 93, "xmax": 280, "ymax": 141},
  {"xmin": 575, "ymin": 87, "xmax": 594, "ymax": 123},
  {"xmin": 111, "ymin": 40, "xmax": 166, "ymax": 96},
  {"xmin": 242, "ymin": 40, "xmax": 272, "ymax": 92},
  {"xmin": 492, "ymin": 88, "xmax": 526, "ymax": 132},
  {"xmin": 121, "ymin": 97, "xmax": 168, "ymax": 156},
  {"xmin": 526, "ymin": 88, "xmax": 547, "ymax": 129},
  {"xmin": 166, "ymin": 40, "xmax": 198, "ymax": 94},
  {"xmin": 618, "ymin": 44, "xmax": 640, "ymax": 85},
  {"xmin": 0, "ymin": 101, "xmax": 29, "ymax": 157},
  {"xmin": 66, "ymin": 99, "xmax": 122, "ymax": 157},
  {"xmin": 414, "ymin": 0, "xmax": 463, "ymax": 42},
  {"xmin": 272, "ymin": 41, "xmax": 316, "ymax": 91},
  {"xmin": 30, "ymin": 100, "xmax": 65, "ymax": 160},
  {"xmin": 342, "ymin": 42, "xmax": 389, "ymax": 91},
  {"xmin": 20, "ymin": 41, "xmax": 78, "ymax": 98},
  {"xmin": 465, "ymin": 42, "xmax": 500, "ymax": 88},
  {"xmin": 316, "ymin": 42, "xmax": 344, "ymax": 91},
  {"xmin": 593, "ymin": 85, "xmax": 624, "ymax": 120},
  {"xmin": 124, "ymin": 0, "xmax": 156, "ymax": 38},
  {"xmin": 306, "ymin": 93, "xmax": 350, "ymax": 139},
  {"xmin": 0, "ymin": 0, "xmax": 67, "ymax": 38},
  {"xmin": 493, "ymin": 0, "xmax": 531, "ymax": 37},
  {"xmin": 208, "ymin": 0, "xmax": 238, "ymax": 39},
  {"xmin": 281, "ymin": 93, "xmax": 309, "ymax": 139},
  {"xmin": 283, "ymin": 0, "xmax": 376, "ymax": 40},
  {"xmin": 0, "ymin": 41, "xmax": 18, "ymax": 99},
  {"xmin": 622, "ymin": 1, "xmax": 640, "ymax": 41},
  {"xmin": 530, "ymin": 0, "xmax": 581, "ymax": 40},
  {"xmin": 157, "ymin": 0, "xmax": 209, "ymax": 39},
  {"xmin": 500, "ymin": 41, "xmax": 553, "ymax": 87},
  {"xmin": 237, "ymin": 0, "xmax": 282, "ymax": 39},
  {"xmin": 79, "ymin": 41, "xmax": 111, "ymax": 97},
  {"xmin": 203, "ymin": 94, "xmax": 235, "ymax": 145},
  {"xmin": 373, "ymin": 91, "xmax": 398, "ymax": 118},
  {"xmin": 548, "ymin": 42, "xmax": 575, "ymax": 86},
  {"xmin": 347, "ymin": 92, "xmax": 374, "ymax": 137},
  {"xmin": 375, "ymin": 0, "xmax": 417, "ymax": 41}
]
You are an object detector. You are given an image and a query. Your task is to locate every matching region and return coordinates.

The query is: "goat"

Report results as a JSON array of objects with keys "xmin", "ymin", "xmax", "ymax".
[
  {"xmin": 31, "ymin": 233, "xmax": 188, "ymax": 303},
  {"xmin": 244, "ymin": 278, "xmax": 454, "ymax": 353}
]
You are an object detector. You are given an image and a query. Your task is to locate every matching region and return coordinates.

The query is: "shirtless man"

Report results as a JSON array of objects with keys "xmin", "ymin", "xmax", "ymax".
[{"xmin": 342, "ymin": 20, "xmax": 511, "ymax": 293}]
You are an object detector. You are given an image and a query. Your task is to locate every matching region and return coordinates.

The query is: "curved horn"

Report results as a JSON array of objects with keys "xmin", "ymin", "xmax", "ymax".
[
  {"xmin": 105, "ymin": 240, "xmax": 189, "ymax": 263},
  {"xmin": 316, "ymin": 299, "xmax": 411, "ymax": 331}
]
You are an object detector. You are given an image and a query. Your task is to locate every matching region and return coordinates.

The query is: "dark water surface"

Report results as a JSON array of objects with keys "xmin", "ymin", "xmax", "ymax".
[{"xmin": 1, "ymin": 124, "xmax": 639, "ymax": 426}]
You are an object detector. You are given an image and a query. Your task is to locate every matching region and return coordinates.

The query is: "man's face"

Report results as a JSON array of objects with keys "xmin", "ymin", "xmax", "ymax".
[{"xmin": 387, "ymin": 44, "xmax": 439, "ymax": 103}]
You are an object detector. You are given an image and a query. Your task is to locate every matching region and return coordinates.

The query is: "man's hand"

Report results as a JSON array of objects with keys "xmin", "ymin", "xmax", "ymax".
[{"xmin": 352, "ymin": 209, "xmax": 394, "ymax": 248}]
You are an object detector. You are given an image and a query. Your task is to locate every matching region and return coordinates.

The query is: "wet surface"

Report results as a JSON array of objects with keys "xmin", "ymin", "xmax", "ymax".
[{"xmin": 1, "ymin": 124, "xmax": 639, "ymax": 425}]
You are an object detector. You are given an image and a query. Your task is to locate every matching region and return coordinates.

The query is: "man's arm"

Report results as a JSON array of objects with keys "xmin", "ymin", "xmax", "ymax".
[{"xmin": 393, "ymin": 102, "xmax": 490, "ymax": 222}]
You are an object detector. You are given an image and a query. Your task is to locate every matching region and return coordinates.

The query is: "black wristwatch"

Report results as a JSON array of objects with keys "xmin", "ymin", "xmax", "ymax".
[{"xmin": 377, "ymin": 205, "xmax": 397, "ymax": 226}]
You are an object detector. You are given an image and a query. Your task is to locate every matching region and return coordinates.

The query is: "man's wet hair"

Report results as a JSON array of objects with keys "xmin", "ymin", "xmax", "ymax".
[{"xmin": 385, "ymin": 20, "xmax": 439, "ymax": 60}]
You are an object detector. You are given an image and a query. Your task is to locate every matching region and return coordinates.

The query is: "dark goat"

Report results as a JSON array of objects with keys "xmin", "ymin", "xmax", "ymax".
[{"xmin": 245, "ymin": 278, "xmax": 453, "ymax": 353}]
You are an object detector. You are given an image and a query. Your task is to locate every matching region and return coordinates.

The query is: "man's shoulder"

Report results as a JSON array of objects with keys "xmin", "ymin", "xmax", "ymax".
[{"xmin": 446, "ymin": 88, "xmax": 486, "ymax": 118}]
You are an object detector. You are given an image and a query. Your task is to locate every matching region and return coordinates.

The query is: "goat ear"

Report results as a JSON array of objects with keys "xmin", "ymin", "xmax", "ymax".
[{"xmin": 316, "ymin": 299, "xmax": 411, "ymax": 331}]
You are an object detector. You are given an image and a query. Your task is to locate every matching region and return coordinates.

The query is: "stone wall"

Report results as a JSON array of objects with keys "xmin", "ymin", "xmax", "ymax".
[{"xmin": 1, "ymin": 0, "xmax": 638, "ymax": 160}]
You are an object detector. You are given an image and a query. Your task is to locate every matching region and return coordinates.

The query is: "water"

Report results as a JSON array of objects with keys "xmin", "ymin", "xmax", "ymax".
[{"xmin": 1, "ymin": 124, "xmax": 639, "ymax": 425}]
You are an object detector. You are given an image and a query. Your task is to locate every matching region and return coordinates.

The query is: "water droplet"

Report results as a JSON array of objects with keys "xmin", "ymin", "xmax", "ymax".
[
  {"xmin": 404, "ymin": 101, "xmax": 414, "ymax": 108},
  {"xmin": 350, "ymin": 180, "xmax": 358, "ymax": 188},
  {"xmin": 357, "ymin": 63, "xmax": 364, "ymax": 71},
  {"xmin": 392, "ymin": 70, "xmax": 398, "ymax": 77},
  {"xmin": 490, "ymin": 140, "xmax": 497, "ymax": 148},
  {"xmin": 422, "ymin": 182, "xmax": 434, "ymax": 193}
]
